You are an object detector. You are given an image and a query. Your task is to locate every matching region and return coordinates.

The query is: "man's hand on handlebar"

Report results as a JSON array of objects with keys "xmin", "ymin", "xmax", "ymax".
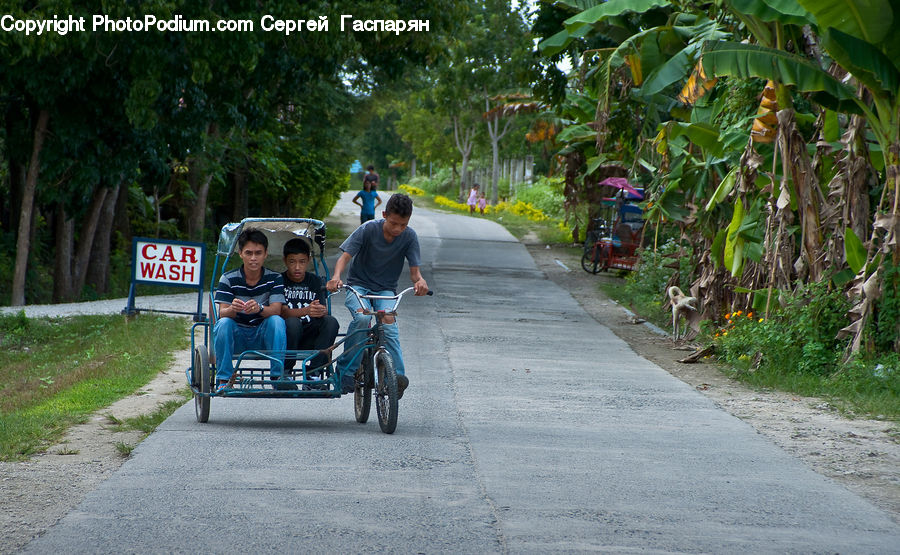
[
  {"xmin": 413, "ymin": 278, "xmax": 429, "ymax": 296},
  {"xmin": 326, "ymin": 278, "xmax": 343, "ymax": 292}
]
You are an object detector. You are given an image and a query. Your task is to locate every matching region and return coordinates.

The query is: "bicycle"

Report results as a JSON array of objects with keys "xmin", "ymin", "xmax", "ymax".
[
  {"xmin": 333, "ymin": 285, "xmax": 432, "ymax": 434},
  {"xmin": 581, "ymin": 217, "xmax": 611, "ymax": 274}
]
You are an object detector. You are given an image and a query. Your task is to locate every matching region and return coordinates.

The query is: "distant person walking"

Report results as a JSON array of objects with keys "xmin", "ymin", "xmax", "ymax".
[
  {"xmin": 353, "ymin": 166, "xmax": 381, "ymax": 224},
  {"xmin": 477, "ymin": 192, "xmax": 487, "ymax": 215},
  {"xmin": 363, "ymin": 165, "xmax": 380, "ymax": 190},
  {"xmin": 467, "ymin": 183, "xmax": 479, "ymax": 214}
]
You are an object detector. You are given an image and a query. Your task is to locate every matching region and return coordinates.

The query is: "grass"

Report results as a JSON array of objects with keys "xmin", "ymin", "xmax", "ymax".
[
  {"xmin": 0, "ymin": 312, "xmax": 189, "ymax": 460},
  {"xmin": 105, "ymin": 397, "xmax": 190, "ymax": 435}
]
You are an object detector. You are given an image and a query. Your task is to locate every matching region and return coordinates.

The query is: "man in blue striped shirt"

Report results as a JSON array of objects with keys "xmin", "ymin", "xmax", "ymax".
[{"xmin": 213, "ymin": 228, "xmax": 293, "ymax": 392}]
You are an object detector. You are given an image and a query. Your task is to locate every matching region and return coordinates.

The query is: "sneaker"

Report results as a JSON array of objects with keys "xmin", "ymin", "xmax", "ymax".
[
  {"xmin": 340, "ymin": 374, "xmax": 355, "ymax": 394},
  {"xmin": 397, "ymin": 374, "xmax": 409, "ymax": 400},
  {"xmin": 271, "ymin": 376, "xmax": 298, "ymax": 391},
  {"xmin": 215, "ymin": 380, "xmax": 229, "ymax": 395}
]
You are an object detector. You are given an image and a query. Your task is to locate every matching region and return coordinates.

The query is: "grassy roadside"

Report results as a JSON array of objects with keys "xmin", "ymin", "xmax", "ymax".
[{"xmin": 0, "ymin": 312, "xmax": 189, "ymax": 460}]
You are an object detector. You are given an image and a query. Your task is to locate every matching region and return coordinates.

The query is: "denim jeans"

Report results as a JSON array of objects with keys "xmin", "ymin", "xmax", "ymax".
[
  {"xmin": 337, "ymin": 287, "xmax": 405, "ymax": 377},
  {"xmin": 214, "ymin": 316, "xmax": 286, "ymax": 382},
  {"xmin": 284, "ymin": 315, "xmax": 340, "ymax": 372}
]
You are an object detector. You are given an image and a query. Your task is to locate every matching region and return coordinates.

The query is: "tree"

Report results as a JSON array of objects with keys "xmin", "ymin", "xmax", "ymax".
[{"xmin": 1, "ymin": 0, "xmax": 467, "ymax": 305}]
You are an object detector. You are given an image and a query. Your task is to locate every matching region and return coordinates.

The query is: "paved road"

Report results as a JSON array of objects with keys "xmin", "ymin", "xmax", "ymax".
[{"xmin": 22, "ymin": 193, "xmax": 900, "ymax": 553}]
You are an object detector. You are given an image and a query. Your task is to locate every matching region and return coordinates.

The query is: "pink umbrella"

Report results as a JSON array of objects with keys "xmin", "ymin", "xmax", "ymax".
[{"xmin": 598, "ymin": 177, "xmax": 643, "ymax": 199}]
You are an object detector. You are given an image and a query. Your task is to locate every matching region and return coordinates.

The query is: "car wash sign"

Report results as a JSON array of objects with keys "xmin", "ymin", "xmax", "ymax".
[{"xmin": 125, "ymin": 237, "xmax": 206, "ymax": 319}]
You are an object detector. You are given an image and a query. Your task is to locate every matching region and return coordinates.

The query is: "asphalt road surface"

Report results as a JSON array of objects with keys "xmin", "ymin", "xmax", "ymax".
[{"xmin": 22, "ymin": 194, "xmax": 900, "ymax": 553}]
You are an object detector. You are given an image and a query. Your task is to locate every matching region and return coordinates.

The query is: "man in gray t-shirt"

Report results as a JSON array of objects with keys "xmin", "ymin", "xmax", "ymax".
[{"xmin": 327, "ymin": 194, "xmax": 429, "ymax": 398}]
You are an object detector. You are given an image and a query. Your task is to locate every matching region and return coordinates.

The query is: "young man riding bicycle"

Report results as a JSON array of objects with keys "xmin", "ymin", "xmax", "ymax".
[{"xmin": 326, "ymin": 193, "xmax": 429, "ymax": 398}]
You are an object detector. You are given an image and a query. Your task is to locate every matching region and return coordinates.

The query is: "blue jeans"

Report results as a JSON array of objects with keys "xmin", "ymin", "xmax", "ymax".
[
  {"xmin": 337, "ymin": 287, "xmax": 405, "ymax": 377},
  {"xmin": 214, "ymin": 316, "xmax": 286, "ymax": 382}
]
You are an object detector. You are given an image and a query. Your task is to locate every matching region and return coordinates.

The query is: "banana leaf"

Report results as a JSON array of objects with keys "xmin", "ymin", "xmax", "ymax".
[
  {"xmin": 556, "ymin": 123, "xmax": 597, "ymax": 144},
  {"xmin": 701, "ymin": 41, "xmax": 860, "ymax": 113},
  {"xmin": 705, "ymin": 167, "xmax": 737, "ymax": 210},
  {"xmin": 821, "ymin": 28, "xmax": 900, "ymax": 98},
  {"xmin": 724, "ymin": 199, "xmax": 745, "ymax": 277},
  {"xmin": 564, "ymin": 0, "xmax": 671, "ymax": 33},
  {"xmin": 798, "ymin": 0, "xmax": 893, "ymax": 44},
  {"xmin": 727, "ymin": 0, "xmax": 815, "ymax": 26},
  {"xmin": 844, "ymin": 227, "xmax": 867, "ymax": 274}
]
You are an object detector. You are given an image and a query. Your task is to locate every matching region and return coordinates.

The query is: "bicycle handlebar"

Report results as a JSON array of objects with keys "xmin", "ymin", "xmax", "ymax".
[{"xmin": 335, "ymin": 285, "xmax": 433, "ymax": 315}]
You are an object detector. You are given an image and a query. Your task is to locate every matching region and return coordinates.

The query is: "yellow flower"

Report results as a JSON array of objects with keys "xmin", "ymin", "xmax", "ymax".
[{"xmin": 758, "ymin": 318, "xmax": 764, "ymax": 323}]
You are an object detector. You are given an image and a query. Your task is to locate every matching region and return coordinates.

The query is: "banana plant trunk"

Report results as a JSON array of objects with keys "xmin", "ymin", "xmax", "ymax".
[{"xmin": 776, "ymin": 105, "xmax": 825, "ymax": 283}]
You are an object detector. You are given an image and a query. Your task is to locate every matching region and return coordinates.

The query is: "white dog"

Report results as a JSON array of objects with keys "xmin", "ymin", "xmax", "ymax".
[{"xmin": 667, "ymin": 286, "xmax": 698, "ymax": 340}]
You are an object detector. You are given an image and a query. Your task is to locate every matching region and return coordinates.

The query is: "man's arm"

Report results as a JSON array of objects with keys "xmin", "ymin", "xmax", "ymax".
[
  {"xmin": 409, "ymin": 266, "xmax": 428, "ymax": 296},
  {"xmin": 281, "ymin": 302, "xmax": 326, "ymax": 319},
  {"xmin": 216, "ymin": 276, "xmax": 242, "ymax": 318},
  {"xmin": 221, "ymin": 298, "xmax": 279, "ymax": 319},
  {"xmin": 327, "ymin": 251, "xmax": 353, "ymax": 291}
]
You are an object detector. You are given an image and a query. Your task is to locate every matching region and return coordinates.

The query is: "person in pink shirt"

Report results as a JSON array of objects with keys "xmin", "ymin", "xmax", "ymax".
[
  {"xmin": 466, "ymin": 183, "xmax": 479, "ymax": 214},
  {"xmin": 477, "ymin": 192, "xmax": 487, "ymax": 215}
]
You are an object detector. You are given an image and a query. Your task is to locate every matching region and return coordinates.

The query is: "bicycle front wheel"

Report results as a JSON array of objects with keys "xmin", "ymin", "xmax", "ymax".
[
  {"xmin": 581, "ymin": 249, "xmax": 601, "ymax": 274},
  {"xmin": 374, "ymin": 349, "xmax": 398, "ymax": 434}
]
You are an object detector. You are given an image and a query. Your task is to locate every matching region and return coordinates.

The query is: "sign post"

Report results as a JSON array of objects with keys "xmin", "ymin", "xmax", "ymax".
[{"xmin": 123, "ymin": 237, "xmax": 206, "ymax": 321}]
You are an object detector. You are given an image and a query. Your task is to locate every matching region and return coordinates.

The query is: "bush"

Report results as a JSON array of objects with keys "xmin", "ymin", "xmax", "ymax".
[
  {"xmin": 872, "ymin": 259, "xmax": 900, "ymax": 352},
  {"xmin": 398, "ymin": 184, "xmax": 425, "ymax": 196},
  {"xmin": 408, "ymin": 168, "xmax": 454, "ymax": 196},
  {"xmin": 715, "ymin": 280, "xmax": 851, "ymax": 381},
  {"xmin": 515, "ymin": 176, "xmax": 565, "ymax": 219},
  {"xmin": 621, "ymin": 239, "xmax": 692, "ymax": 313}
]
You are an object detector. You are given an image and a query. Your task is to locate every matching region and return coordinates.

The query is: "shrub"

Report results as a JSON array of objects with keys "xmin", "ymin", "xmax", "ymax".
[
  {"xmin": 515, "ymin": 176, "xmax": 565, "ymax": 219},
  {"xmin": 408, "ymin": 168, "xmax": 454, "ymax": 196},
  {"xmin": 434, "ymin": 195, "xmax": 469, "ymax": 212},
  {"xmin": 622, "ymin": 239, "xmax": 691, "ymax": 310},
  {"xmin": 398, "ymin": 184, "xmax": 425, "ymax": 196},
  {"xmin": 715, "ymin": 280, "xmax": 851, "ymax": 380}
]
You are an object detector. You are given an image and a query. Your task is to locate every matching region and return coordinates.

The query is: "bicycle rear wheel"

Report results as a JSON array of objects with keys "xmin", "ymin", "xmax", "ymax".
[
  {"xmin": 193, "ymin": 347, "xmax": 210, "ymax": 423},
  {"xmin": 374, "ymin": 349, "xmax": 398, "ymax": 434},
  {"xmin": 354, "ymin": 350, "xmax": 373, "ymax": 424}
]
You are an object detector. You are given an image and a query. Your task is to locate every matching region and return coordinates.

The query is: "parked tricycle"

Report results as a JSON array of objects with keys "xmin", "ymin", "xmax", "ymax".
[{"xmin": 582, "ymin": 179, "xmax": 645, "ymax": 274}]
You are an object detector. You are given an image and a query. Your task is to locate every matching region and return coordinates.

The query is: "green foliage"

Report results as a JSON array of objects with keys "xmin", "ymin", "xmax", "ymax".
[
  {"xmin": 0, "ymin": 311, "xmax": 31, "ymax": 347},
  {"xmin": 711, "ymin": 280, "xmax": 899, "ymax": 417},
  {"xmin": 515, "ymin": 176, "xmax": 566, "ymax": 219},
  {"xmin": 716, "ymin": 281, "xmax": 851, "ymax": 380},
  {"xmin": 832, "ymin": 352, "xmax": 900, "ymax": 417},
  {"xmin": 621, "ymin": 239, "xmax": 693, "ymax": 318},
  {"xmin": 872, "ymin": 260, "xmax": 900, "ymax": 352},
  {"xmin": 407, "ymin": 168, "xmax": 455, "ymax": 196},
  {"xmin": 713, "ymin": 77, "xmax": 765, "ymax": 130}
]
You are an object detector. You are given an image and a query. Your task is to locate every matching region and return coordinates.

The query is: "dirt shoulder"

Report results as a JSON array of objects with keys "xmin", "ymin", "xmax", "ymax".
[
  {"xmin": 527, "ymin": 241, "xmax": 900, "ymax": 524},
  {"xmin": 0, "ymin": 347, "xmax": 191, "ymax": 554}
]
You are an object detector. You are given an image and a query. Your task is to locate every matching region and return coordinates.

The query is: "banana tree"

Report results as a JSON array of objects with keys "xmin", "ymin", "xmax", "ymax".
[
  {"xmin": 798, "ymin": 0, "xmax": 900, "ymax": 351},
  {"xmin": 703, "ymin": 0, "xmax": 900, "ymax": 352}
]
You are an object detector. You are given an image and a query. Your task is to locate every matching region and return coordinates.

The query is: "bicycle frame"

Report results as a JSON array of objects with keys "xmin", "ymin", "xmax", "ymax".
[{"xmin": 327, "ymin": 285, "xmax": 419, "ymax": 383}]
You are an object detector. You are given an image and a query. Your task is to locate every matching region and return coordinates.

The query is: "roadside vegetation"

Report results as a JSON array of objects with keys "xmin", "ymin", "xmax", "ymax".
[
  {"xmin": 605, "ymin": 244, "xmax": 900, "ymax": 421},
  {"xmin": 0, "ymin": 312, "xmax": 188, "ymax": 460}
]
